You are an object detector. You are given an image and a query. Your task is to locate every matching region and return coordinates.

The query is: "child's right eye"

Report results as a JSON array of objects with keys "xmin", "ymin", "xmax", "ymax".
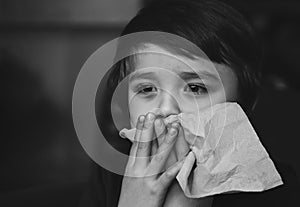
[{"xmin": 138, "ymin": 86, "xmax": 157, "ymax": 95}]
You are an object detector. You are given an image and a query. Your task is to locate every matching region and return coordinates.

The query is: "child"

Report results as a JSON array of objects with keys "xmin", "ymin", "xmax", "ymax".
[{"xmin": 80, "ymin": 0, "xmax": 298, "ymax": 206}]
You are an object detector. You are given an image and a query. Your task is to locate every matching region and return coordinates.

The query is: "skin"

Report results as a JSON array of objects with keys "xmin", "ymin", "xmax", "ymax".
[{"xmin": 118, "ymin": 44, "xmax": 239, "ymax": 207}]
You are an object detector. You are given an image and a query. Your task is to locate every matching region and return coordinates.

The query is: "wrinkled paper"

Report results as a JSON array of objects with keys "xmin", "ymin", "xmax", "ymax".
[{"xmin": 119, "ymin": 102, "xmax": 283, "ymax": 198}]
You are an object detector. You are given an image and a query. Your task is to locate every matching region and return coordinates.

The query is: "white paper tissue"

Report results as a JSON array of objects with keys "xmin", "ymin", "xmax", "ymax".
[{"xmin": 119, "ymin": 102, "xmax": 283, "ymax": 198}]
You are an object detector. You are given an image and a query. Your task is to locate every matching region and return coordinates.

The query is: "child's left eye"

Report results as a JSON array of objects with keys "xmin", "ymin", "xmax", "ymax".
[{"xmin": 184, "ymin": 83, "xmax": 207, "ymax": 95}]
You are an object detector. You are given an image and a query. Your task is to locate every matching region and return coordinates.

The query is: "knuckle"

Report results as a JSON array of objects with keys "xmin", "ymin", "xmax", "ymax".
[
  {"xmin": 164, "ymin": 170, "xmax": 173, "ymax": 179},
  {"xmin": 154, "ymin": 153, "xmax": 164, "ymax": 162},
  {"xmin": 148, "ymin": 182, "xmax": 159, "ymax": 195},
  {"xmin": 136, "ymin": 123, "xmax": 143, "ymax": 130},
  {"xmin": 137, "ymin": 141, "xmax": 150, "ymax": 150},
  {"xmin": 164, "ymin": 137, "xmax": 174, "ymax": 145},
  {"xmin": 132, "ymin": 141, "xmax": 138, "ymax": 148},
  {"xmin": 155, "ymin": 120, "xmax": 165, "ymax": 135},
  {"xmin": 156, "ymin": 129, "xmax": 165, "ymax": 138},
  {"xmin": 132, "ymin": 168, "xmax": 144, "ymax": 177},
  {"xmin": 143, "ymin": 122, "xmax": 151, "ymax": 130},
  {"xmin": 164, "ymin": 136, "xmax": 174, "ymax": 145},
  {"xmin": 157, "ymin": 135, "xmax": 164, "ymax": 143},
  {"xmin": 165, "ymin": 131, "xmax": 177, "ymax": 144},
  {"xmin": 125, "ymin": 166, "xmax": 137, "ymax": 177},
  {"xmin": 150, "ymin": 188, "xmax": 158, "ymax": 196},
  {"xmin": 154, "ymin": 118, "xmax": 161, "ymax": 127}
]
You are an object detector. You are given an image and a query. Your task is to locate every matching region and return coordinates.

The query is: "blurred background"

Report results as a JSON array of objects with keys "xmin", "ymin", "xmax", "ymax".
[{"xmin": 1, "ymin": 0, "xmax": 300, "ymax": 206}]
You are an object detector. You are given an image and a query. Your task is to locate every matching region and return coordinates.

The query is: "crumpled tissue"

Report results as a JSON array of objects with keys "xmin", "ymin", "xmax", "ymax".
[{"xmin": 119, "ymin": 102, "xmax": 283, "ymax": 198}]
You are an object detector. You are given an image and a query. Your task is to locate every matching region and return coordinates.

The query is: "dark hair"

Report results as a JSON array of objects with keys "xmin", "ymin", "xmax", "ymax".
[{"xmin": 108, "ymin": 0, "xmax": 262, "ymax": 114}]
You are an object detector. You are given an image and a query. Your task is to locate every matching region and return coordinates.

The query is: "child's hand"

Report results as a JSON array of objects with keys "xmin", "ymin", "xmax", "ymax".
[
  {"xmin": 162, "ymin": 128, "xmax": 213, "ymax": 207},
  {"xmin": 163, "ymin": 176, "xmax": 213, "ymax": 207},
  {"xmin": 118, "ymin": 112, "xmax": 183, "ymax": 207}
]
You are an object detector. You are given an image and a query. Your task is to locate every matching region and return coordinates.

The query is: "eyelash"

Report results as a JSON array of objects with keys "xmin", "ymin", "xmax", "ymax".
[
  {"xmin": 184, "ymin": 83, "xmax": 208, "ymax": 95},
  {"xmin": 136, "ymin": 85, "xmax": 157, "ymax": 95},
  {"xmin": 136, "ymin": 83, "xmax": 207, "ymax": 95}
]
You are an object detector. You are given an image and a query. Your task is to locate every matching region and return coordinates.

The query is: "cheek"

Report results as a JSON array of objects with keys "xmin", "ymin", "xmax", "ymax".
[
  {"xmin": 223, "ymin": 80, "xmax": 239, "ymax": 102},
  {"xmin": 179, "ymin": 97, "xmax": 216, "ymax": 113},
  {"xmin": 178, "ymin": 89, "xmax": 224, "ymax": 112},
  {"xmin": 179, "ymin": 90, "xmax": 230, "ymax": 112},
  {"xmin": 128, "ymin": 98, "xmax": 154, "ymax": 128}
]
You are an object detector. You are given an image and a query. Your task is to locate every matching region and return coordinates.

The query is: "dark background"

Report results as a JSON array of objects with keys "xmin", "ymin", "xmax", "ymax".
[{"xmin": 1, "ymin": 0, "xmax": 300, "ymax": 206}]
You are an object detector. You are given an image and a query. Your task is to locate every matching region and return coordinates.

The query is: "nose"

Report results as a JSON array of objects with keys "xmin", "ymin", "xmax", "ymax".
[{"xmin": 157, "ymin": 90, "xmax": 180, "ymax": 118}]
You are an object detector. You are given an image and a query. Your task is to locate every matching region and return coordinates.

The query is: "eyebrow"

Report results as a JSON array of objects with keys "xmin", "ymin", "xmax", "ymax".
[
  {"xmin": 129, "ymin": 71, "xmax": 219, "ymax": 82},
  {"xmin": 179, "ymin": 71, "xmax": 219, "ymax": 81},
  {"xmin": 129, "ymin": 72, "xmax": 157, "ymax": 82}
]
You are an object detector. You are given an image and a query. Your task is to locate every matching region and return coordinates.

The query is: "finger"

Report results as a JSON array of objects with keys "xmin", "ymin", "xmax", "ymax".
[
  {"xmin": 151, "ymin": 118, "xmax": 165, "ymax": 156},
  {"xmin": 148, "ymin": 125, "xmax": 178, "ymax": 174},
  {"xmin": 157, "ymin": 158, "xmax": 184, "ymax": 189},
  {"xmin": 128, "ymin": 115, "xmax": 145, "ymax": 166},
  {"xmin": 151, "ymin": 138, "xmax": 158, "ymax": 157},
  {"xmin": 174, "ymin": 125, "xmax": 189, "ymax": 160},
  {"xmin": 154, "ymin": 118, "xmax": 166, "ymax": 146},
  {"xmin": 134, "ymin": 112, "xmax": 156, "ymax": 168}
]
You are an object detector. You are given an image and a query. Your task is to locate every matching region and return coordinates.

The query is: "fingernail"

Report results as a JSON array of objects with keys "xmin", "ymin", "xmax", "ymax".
[
  {"xmin": 147, "ymin": 113, "xmax": 155, "ymax": 122},
  {"xmin": 139, "ymin": 115, "xmax": 145, "ymax": 123}
]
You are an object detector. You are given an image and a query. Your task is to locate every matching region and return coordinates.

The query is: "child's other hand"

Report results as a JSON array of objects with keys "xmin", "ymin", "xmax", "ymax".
[
  {"xmin": 163, "ymin": 150, "xmax": 213, "ymax": 207},
  {"xmin": 163, "ymin": 178, "xmax": 213, "ymax": 207},
  {"xmin": 118, "ymin": 112, "xmax": 183, "ymax": 207}
]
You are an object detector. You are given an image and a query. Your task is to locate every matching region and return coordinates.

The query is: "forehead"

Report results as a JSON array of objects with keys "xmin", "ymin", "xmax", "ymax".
[{"xmin": 131, "ymin": 44, "xmax": 228, "ymax": 79}]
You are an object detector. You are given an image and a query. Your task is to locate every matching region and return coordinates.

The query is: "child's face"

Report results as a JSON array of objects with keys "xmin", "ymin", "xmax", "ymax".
[{"xmin": 128, "ymin": 44, "xmax": 239, "ymax": 128}]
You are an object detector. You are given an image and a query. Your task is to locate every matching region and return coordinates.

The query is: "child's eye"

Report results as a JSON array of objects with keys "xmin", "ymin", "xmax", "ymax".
[
  {"xmin": 137, "ymin": 86, "xmax": 157, "ymax": 95},
  {"xmin": 184, "ymin": 83, "xmax": 207, "ymax": 95}
]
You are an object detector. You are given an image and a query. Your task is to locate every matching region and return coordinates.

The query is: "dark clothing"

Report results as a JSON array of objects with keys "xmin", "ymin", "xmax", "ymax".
[{"xmin": 79, "ymin": 161, "xmax": 299, "ymax": 207}]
